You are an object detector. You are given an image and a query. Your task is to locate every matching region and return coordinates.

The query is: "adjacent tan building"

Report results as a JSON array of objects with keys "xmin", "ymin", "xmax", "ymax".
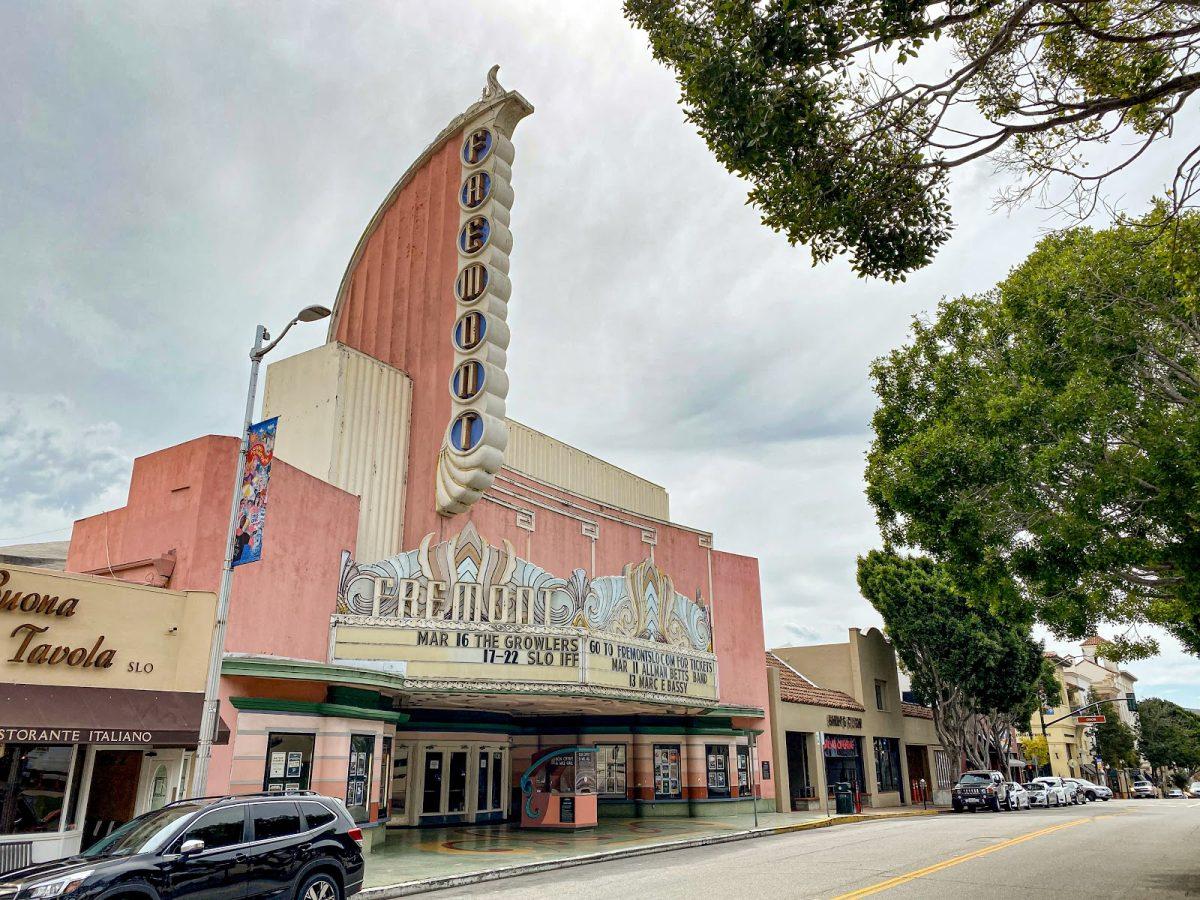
[{"xmin": 767, "ymin": 628, "xmax": 952, "ymax": 811}]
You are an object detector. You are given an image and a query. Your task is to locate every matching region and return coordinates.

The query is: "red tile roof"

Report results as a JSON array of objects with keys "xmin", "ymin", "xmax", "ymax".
[
  {"xmin": 1082, "ymin": 636, "xmax": 1107, "ymax": 647},
  {"xmin": 766, "ymin": 653, "xmax": 865, "ymax": 711},
  {"xmin": 901, "ymin": 701, "xmax": 934, "ymax": 720}
]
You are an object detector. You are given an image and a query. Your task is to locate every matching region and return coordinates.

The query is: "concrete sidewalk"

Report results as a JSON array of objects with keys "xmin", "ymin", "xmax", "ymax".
[{"xmin": 360, "ymin": 807, "xmax": 949, "ymax": 898}]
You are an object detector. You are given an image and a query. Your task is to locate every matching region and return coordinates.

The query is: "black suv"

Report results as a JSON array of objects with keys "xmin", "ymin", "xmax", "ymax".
[
  {"xmin": 951, "ymin": 770, "xmax": 1009, "ymax": 812},
  {"xmin": 0, "ymin": 792, "xmax": 364, "ymax": 900}
]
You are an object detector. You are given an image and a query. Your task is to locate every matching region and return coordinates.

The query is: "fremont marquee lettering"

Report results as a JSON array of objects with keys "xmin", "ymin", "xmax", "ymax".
[{"xmin": 1, "ymin": 569, "xmax": 116, "ymax": 669}]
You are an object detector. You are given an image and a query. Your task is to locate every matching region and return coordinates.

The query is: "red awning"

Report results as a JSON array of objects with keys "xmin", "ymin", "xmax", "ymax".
[{"xmin": 0, "ymin": 683, "xmax": 228, "ymax": 745}]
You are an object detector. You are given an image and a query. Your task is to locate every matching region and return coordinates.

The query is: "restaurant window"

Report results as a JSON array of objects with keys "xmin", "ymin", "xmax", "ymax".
[
  {"xmin": 263, "ymin": 732, "xmax": 315, "ymax": 793},
  {"xmin": 596, "ymin": 744, "xmax": 627, "ymax": 797},
  {"xmin": 0, "ymin": 744, "xmax": 74, "ymax": 835},
  {"xmin": 706, "ymin": 745, "xmax": 730, "ymax": 799},
  {"xmin": 653, "ymin": 745, "xmax": 682, "ymax": 800},
  {"xmin": 875, "ymin": 680, "xmax": 887, "ymax": 711},
  {"xmin": 345, "ymin": 735, "xmax": 374, "ymax": 823},
  {"xmin": 874, "ymin": 737, "xmax": 902, "ymax": 794}
]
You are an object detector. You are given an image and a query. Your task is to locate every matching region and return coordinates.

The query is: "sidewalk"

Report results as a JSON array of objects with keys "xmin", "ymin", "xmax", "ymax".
[{"xmin": 360, "ymin": 806, "xmax": 949, "ymax": 897}]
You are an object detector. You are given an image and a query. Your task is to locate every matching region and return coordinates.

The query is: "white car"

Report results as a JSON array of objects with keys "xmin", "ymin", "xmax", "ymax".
[
  {"xmin": 1030, "ymin": 777, "xmax": 1070, "ymax": 806},
  {"xmin": 1190, "ymin": 782, "xmax": 1200, "ymax": 797},
  {"xmin": 1066, "ymin": 778, "xmax": 1112, "ymax": 801},
  {"xmin": 1131, "ymin": 781, "xmax": 1157, "ymax": 798},
  {"xmin": 1006, "ymin": 782, "xmax": 1031, "ymax": 810},
  {"xmin": 1167, "ymin": 788, "xmax": 1186, "ymax": 799}
]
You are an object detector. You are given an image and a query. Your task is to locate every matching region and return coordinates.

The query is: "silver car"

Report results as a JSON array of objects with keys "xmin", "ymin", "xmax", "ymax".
[
  {"xmin": 1030, "ymin": 777, "xmax": 1070, "ymax": 806},
  {"xmin": 1066, "ymin": 778, "xmax": 1112, "ymax": 801}
]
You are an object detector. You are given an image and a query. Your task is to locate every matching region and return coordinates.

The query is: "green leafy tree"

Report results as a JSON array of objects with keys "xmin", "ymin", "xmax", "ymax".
[
  {"xmin": 1138, "ymin": 698, "xmax": 1200, "ymax": 780},
  {"xmin": 857, "ymin": 549, "xmax": 1048, "ymax": 773},
  {"xmin": 865, "ymin": 208, "xmax": 1200, "ymax": 655},
  {"xmin": 1090, "ymin": 694, "xmax": 1140, "ymax": 768},
  {"xmin": 624, "ymin": 0, "xmax": 1200, "ymax": 280}
]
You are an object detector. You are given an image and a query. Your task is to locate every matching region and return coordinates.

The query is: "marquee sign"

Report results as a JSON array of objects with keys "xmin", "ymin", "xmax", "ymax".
[
  {"xmin": 332, "ymin": 523, "xmax": 718, "ymax": 705},
  {"xmin": 436, "ymin": 66, "xmax": 530, "ymax": 516}
]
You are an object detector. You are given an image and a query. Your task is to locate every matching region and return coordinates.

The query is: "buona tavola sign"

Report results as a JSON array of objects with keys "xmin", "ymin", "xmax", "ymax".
[
  {"xmin": 1, "ymin": 569, "xmax": 116, "ymax": 669},
  {"xmin": 332, "ymin": 524, "xmax": 719, "ymax": 705}
]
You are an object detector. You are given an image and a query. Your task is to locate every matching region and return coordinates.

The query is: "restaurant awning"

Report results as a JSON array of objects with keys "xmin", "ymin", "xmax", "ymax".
[{"xmin": 0, "ymin": 683, "xmax": 229, "ymax": 745}]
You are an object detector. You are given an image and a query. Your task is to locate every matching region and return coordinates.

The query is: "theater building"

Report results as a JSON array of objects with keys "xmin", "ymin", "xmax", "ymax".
[
  {"xmin": 0, "ymin": 565, "xmax": 216, "ymax": 867},
  {"xmin": 63, "ymin": 70, "xmax": 774, "ymax": 848}
]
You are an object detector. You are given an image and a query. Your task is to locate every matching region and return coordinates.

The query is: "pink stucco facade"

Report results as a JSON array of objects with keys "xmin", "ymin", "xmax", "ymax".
[{"xmin": 65, "ymin": 80, "xmax": 776, "ymax": 827}]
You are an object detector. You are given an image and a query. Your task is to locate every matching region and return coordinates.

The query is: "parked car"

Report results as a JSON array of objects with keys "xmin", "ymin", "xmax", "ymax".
[
  {"xmin": 1166, "ymin": 788, "xmax": 1186, "ymax": 799},
  {"xmin": 1131, "ymin": 780, "xmax": 1158, "ymax": 799},
  {"xmin": 1065, "ymin": 778, "xmax": 1112, "ymax": 802},
  {"xmin": 952, "ymin": 770, "xmax": 1009, "ymax": 812},
  {"xmin": 0, "ymin": 791, "xmax": 364, "ymax": 900},
  {"xmin": 1190, "ymin": 781, "xmax": 1200, "ymax": 797},
  {"xmin": 1024, "ymin": 781, "xmax": 1055, "ymax": 807},
  {"xmin": 1029, "ymin": 777, "xmax": 1070, "ymax": 807},
  {"xmin": 1005, "ymin": 782, "xmax": 1031, "ymax": 810}
]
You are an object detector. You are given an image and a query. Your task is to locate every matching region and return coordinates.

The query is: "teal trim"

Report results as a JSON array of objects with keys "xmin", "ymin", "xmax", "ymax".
[
  {"xmin": 229, "ymin": 696, "xmax": 409, "ymax": 724},
  {"xmin": 222, "ymin": 656, "xmax": 409, "ymax": 692}
]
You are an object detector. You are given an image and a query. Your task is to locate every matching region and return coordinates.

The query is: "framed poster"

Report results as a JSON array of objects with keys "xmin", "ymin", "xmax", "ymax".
[
  {"xmin": 286, "ymin": 751, "xmax": 303, "ymax": 779},
  {"xmin": 285, "ymin": 782, "xmax": 300, "ymax": 792},
  {"xmin": 269, "ymin": 752, "xmax": 286, "ymax": 779}
]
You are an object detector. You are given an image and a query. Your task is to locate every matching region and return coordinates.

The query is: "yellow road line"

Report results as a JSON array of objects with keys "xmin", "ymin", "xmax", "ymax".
[{"xmin": 832, "ymin": 818, "xmax": 1089, "ymax": 898}]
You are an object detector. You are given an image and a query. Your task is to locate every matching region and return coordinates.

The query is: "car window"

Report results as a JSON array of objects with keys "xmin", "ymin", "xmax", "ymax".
[
  {"xmin": 957, "ymin": 774, "xmax": 991, "ymax": 785},
  {"xmin": 251, "ymin": 801, "xmax": 302, "ymax": 841},
  {"xmin": 83, "ymin": 804, "xmax": 204, "ymax": 858},
  {"xmin": 299, "ymin": 801, "xmax": 337, "ymax": 830},
  {"xmin": 180, "ymin": 807, "xmax": 246, "ymax": 851}
]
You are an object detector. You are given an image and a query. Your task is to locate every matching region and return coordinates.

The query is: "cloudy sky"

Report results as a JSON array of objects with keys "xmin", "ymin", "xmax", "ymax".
[{"xmin": 3, "ymin": 1, "xmax": 1197, "ymax": 707}]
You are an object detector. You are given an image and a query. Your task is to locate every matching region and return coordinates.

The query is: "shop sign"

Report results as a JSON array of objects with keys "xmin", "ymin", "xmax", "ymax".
[
  {"xmin": 0, "ymin": 727, "xmax": 154, "ymax": 744},
  {"xmin": 823, "ymin": 736, "xmax": 859, "ymax": 758},
  {"xmin": 333, "ymin": 524, "xmax": 718, "ymax": 704},
  {"xmin": 1, "ymin": 569, "xmax": 116, "ymax": 669},
  {"xmin": 827, "ymin": 714, "xmax": 862, "ymax": 730}
]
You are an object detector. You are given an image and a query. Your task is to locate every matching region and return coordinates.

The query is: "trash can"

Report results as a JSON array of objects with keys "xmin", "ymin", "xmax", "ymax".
[{"xmin": 835, "ymin": 782, "xmax": 855, "ymax": 814}]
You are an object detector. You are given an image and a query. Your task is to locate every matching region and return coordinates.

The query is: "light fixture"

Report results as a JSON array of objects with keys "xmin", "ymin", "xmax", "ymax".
[{"xmin": 297, "ymin": 305, "xmax": 332, "ymax": 323}]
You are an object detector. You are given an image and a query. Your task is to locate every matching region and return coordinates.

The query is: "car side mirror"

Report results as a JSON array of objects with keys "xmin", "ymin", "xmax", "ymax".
[{"xmin": 180, "ymin": 839, "xmax": 206, "ymax": 855}]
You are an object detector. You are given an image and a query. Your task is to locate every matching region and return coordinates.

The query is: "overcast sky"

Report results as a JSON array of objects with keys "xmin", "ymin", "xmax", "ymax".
[{"xmin": 2, "ymin": 1, "xmax": 1197, "ymax": 707}]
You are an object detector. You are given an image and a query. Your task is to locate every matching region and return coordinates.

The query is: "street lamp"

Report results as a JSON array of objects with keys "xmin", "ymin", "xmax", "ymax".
[{"xmin": 191, "ymin": 304, "xmax": 331, "ymax": 796}]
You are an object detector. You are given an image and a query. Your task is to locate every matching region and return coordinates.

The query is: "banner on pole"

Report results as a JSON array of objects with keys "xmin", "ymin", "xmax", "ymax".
[{"xmin": 232, "ymin": 417, "xmax": 278, "ymax": 567}]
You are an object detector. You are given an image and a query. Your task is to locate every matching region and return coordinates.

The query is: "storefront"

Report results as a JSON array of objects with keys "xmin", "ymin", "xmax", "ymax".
[
  {"xmin": 0, "ymin": 565, "xmax": 217, "ymax": 866},
  {"xmin": 767, "ymin": 633, "xmax": 951, "ymax": 811}
]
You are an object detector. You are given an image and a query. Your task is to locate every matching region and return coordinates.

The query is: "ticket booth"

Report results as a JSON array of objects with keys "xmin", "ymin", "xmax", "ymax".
[{"xmin": 519, "ymin": 746, "xmax": 598, "ymax": 830}]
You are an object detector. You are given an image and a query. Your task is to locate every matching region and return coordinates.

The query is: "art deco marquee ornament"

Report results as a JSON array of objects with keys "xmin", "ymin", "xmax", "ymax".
[{"xmin": 436, "ymin": 66, "xmax": 531, "ymax": 515}]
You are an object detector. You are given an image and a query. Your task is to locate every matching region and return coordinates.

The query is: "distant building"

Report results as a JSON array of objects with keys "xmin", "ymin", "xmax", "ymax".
[
  {"xmin": 0, "ymin": 540, "xmax": 69, "ymax": 571},
  {"xmin": 767, "ymin": 628, "xmax": 950, "ymax": 810}
]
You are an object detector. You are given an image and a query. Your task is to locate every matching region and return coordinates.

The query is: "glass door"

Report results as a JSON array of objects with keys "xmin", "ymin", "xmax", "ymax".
[
  {"xmin": 447, "ymin": 751, "xmax": 468, "ymax": 814},
  {"xmin": 391, "ymin": 744, "xmax": 412, "ymax": 824},
  {"xmin": 422, "ymin": 750, "xmax": 444, "ymax": 815}
]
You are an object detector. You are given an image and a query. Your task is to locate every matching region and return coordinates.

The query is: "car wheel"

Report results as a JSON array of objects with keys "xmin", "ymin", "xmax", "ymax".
[
  {"xmin": 297, "ymin": 872, "xmax": 341, "ymax": 900},
  {"xmin": 1102, "ymin": 796, "xmax": 1110, "ymax": 801},
  {"xmin": 953, "ymin": 802, "xmax": 963, "ymax": 813}
]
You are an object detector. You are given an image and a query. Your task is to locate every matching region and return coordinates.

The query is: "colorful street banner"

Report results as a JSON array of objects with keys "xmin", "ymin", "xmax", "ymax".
[{"xmin": 231, "ymin": 416, "xmax": 278, "ymax": 567}]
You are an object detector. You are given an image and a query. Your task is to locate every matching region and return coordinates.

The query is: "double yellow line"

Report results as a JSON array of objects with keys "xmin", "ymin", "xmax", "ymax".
[{"xmin": 833, "ymin": 818, "xmax": 1089, "ymax": 898}]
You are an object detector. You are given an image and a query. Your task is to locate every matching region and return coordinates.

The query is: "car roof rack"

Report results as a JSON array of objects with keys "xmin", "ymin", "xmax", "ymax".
[{"xmin": 164, "ymin": 789, "xmax": 323, "ymax": 808}]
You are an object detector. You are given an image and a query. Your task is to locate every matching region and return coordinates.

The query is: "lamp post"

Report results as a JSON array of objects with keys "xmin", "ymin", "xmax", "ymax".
[{"xmin": 191, "ymin": 305, "xmax": 331, "ymax": 797}]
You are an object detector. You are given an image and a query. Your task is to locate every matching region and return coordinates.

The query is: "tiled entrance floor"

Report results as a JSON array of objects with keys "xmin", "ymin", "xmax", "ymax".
[{"xmin": 363, "ymin": 811, "xmax": 829, "ymax": 887}]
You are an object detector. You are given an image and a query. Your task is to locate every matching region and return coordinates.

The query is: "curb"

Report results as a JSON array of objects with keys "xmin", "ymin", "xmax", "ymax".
[{"xmin": 360, "ymin": 809, "xmax": 948, "ymax": 898}]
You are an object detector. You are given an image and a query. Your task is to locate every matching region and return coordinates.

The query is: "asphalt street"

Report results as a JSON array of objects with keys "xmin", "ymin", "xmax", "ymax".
[{"xmin": 429, "ymin": 799, "xmax": 1200, "ymax": 898}]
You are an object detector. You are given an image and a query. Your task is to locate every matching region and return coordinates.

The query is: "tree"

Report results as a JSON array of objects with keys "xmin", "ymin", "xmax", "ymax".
[
  {"xmin": 625, "ymin": 1, "xmax": 1200, "ymax": 281},
  {"xmin": 1091, "ymin": 695, "xmax": 1140, "ymax": 768},
  {"xmin": 1138, "ymin": 698, "xmax": 1200, "ymax": 779},
  {"xmin": 1020, "ymin": 735, "xmax": 1050, "ymax": 770},
  {"xmin": 865, "ymin": 208, "xmax": 1200, "ymax": 656},
  {"xmin": 857, "ymin": 549, "xmax": 1048, "ymax": 773}
]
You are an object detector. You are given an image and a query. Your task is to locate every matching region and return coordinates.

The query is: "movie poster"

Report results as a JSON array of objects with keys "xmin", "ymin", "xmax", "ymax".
[{"xmin": 231, "ymin": 417, "xmax": 278, "ymax": 567}]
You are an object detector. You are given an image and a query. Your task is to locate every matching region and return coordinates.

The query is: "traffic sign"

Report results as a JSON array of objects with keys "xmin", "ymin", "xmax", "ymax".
[{"xmin": 1077, "ymin": 714, "xmax": 1106, "ymax": 724}]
